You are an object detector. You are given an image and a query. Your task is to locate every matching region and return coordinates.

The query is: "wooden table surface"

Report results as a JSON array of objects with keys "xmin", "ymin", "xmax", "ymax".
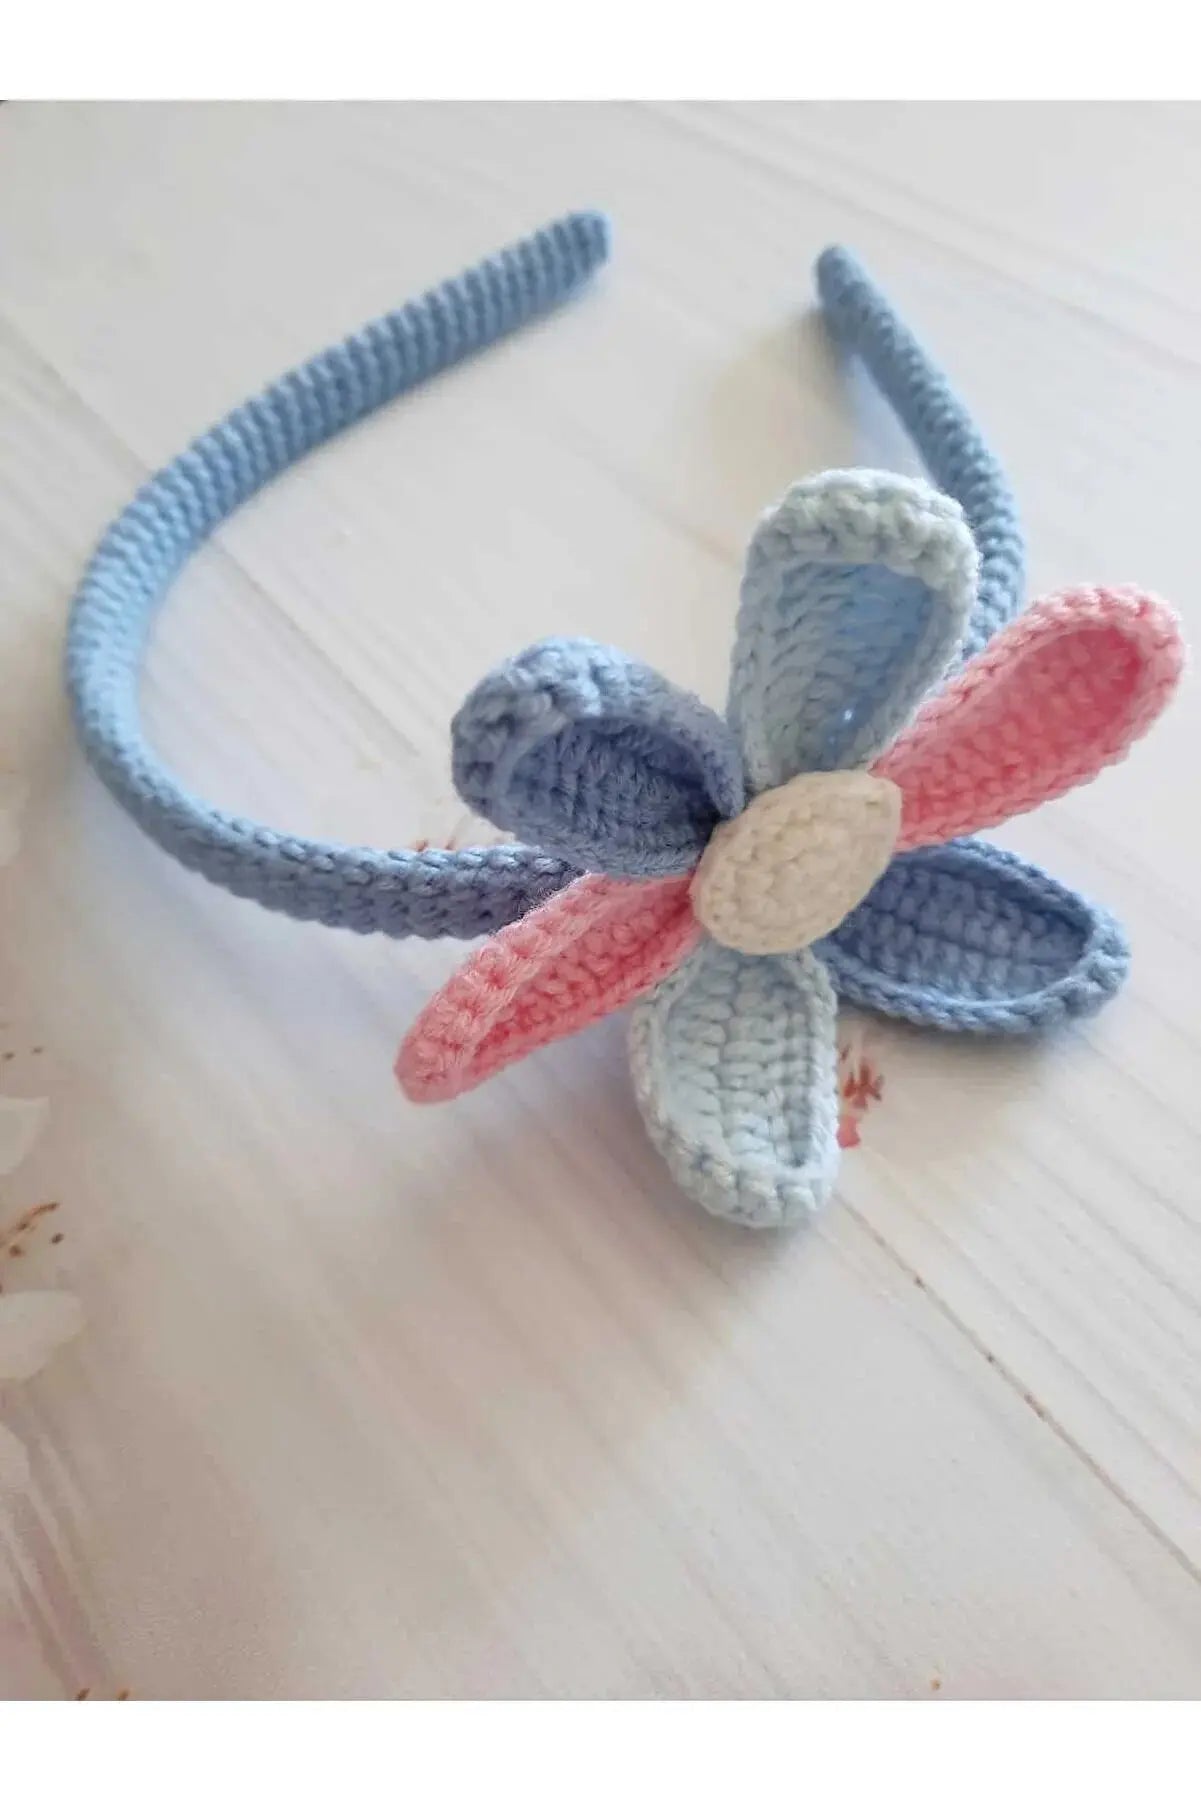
[{"xmin": 1, "ymin": 101, "xmax": 1199, "ymax": 1700}]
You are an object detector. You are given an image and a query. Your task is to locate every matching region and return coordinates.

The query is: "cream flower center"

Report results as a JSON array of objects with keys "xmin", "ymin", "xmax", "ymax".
[{"xmin": 690, "ymin": 771, "xmax": 901, "ymax": 956}]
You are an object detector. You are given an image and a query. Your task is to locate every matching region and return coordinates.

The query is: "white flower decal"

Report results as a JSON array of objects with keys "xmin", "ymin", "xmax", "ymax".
[
  {"xmin": 0, "ymin": 1095, "xmax": 50, "ymax": 1178},
  {"xmin": 0, "ymin": 1095, "xmax": 82, "ymax": 1491}
]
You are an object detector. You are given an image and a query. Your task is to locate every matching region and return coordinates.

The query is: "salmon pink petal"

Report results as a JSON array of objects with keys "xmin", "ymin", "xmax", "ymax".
[
  {"xmin": 396, "ymin": 873, "xmax": 701, "ymax": 1102},
  {"xmin": 876, "ymin": 587, "xmax": 1184, "ymax": 849}
]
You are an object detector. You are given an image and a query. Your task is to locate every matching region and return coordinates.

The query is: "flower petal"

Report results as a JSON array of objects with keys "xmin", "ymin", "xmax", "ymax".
[
  {"xmin": 817, "ymin": 840, "xmax": 1130, "ymax": 1031},
  {"xmin": 0, "ymin": 1290, "xmax": 85, "ymax": 1381},
  {"xmin": 728, "ymin": 470, "xmax": 978, "ymax": 790},
  {"xmin": 877, "ymin": 587, "xmax": 1185, "ymax": 850},
  {"xmin": 452, "ymin": 638, "xmax": 744, "ymax": 877},
  {"xmin": 397, "ymin": 872, "xmax": 701, "ymax": 1101},
  {"xmin": 628, "ymin": 941, "xmax": 841, "ymax": 1228}
]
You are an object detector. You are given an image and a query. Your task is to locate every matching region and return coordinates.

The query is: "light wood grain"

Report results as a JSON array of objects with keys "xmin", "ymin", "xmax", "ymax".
[{"xmin": 1, "ymin": 100, "xmax": 1199, "ymax": 1699}]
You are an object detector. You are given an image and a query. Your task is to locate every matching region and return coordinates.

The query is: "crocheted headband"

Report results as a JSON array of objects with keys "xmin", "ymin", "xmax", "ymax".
[{"xmin": 67, "ymin": 213, "xmax": 1184, "ymax": 1228}]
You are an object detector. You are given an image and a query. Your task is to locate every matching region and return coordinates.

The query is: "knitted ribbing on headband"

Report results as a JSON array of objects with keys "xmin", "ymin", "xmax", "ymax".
[
  {"xmin": 816, "ymin": 247, "xmax": 1025, "ymax": 663},
  {"xmin": 66, "ymin": 213, "xmax": 608, "ymax": 938},
  {"xmin": 66, "ymin": 220, "xmax": 1029, "ymax": 941}
]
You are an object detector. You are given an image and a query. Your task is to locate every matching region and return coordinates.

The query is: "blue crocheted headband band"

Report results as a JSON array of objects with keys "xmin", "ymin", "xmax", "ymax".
[
  {"xmin": 66, "ymin": 212, "xmax": 1028, "ymax": 941},
  {"xmin": 67, "ymin": 212, "xmax": 1185, "ymax": 1228}
]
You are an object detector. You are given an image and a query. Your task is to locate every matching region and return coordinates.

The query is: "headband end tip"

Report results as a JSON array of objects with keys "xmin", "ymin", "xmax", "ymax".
[
  {"xmin": 814, "ymin": 243, "xmax": 862, "ymax": 301},
  {"xmin": 567, "ymin": 208, "xmax": 613, "ymax": 270}
]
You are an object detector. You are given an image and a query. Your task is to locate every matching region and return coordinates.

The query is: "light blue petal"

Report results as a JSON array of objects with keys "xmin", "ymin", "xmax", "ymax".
[
  {"xmin": 817, "ymin": 840, "xmax": 1130, "ymax": 1032},
  {"xmin": 728, "ymin": 470, "xmax": 978, "ymax": 790},
  {"xmin": 629, "ymin": 941, "xmax": 840, "ymax": 1228},
  {"xmin": 453, "ymin": 637, "xmax": 744, "ymax": 878}
]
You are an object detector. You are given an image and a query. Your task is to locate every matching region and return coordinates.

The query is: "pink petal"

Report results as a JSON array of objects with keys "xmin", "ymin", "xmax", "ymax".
[
  {"xmin": 396, "ymin": 873, "xmax": 701, "ymax": 1103},
  {"xmin": 875, "ymin": 587, "xmax": 1185, "ymax": 850}
]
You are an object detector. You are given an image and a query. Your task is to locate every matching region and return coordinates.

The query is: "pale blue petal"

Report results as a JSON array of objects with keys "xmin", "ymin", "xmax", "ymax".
[
  {"xmin": 629, "ymin": 940, "xmax": 840, "ymax": 1228},
  {"xmin": 728, "ymin": 470, "xmax": 978, "ymax": 789}
]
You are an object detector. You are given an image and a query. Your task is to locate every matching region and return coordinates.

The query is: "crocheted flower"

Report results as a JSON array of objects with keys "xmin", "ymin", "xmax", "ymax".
[{"xmin": 397, "ymin": 471, "xmax": 1183, "ymax": 1226}]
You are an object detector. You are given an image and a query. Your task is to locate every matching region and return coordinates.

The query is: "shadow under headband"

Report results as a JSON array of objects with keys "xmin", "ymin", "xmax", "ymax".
[{"xmin": 66, "ymin": 213, "xmax": 1183, "ymax": 1226}]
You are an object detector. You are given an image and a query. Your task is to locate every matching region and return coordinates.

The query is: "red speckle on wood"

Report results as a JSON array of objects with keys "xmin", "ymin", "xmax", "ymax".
[{"xmin": 836, "ymin": 1040, "xmax": 885, "ymax": 1150}]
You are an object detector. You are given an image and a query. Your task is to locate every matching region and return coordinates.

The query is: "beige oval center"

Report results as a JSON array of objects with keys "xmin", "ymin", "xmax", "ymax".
[{"xmin": 691, "ymin": 771, "xmax": 901, "ymax": 956}]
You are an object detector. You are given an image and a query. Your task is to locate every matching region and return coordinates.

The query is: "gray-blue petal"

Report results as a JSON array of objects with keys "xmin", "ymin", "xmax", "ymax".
[
  {"xmin": 817, "ymin": 840, "xmax": 1129, "ymax": 1032},
  {"xmin": 453, "ymin": 637, "xmax": 745, "ymax": 878}
]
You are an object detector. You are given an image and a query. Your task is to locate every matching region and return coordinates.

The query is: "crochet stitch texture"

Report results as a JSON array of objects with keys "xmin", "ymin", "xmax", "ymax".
[
  {"xmin": 66, "ymin": 214, "xmax": 609, "ymax": 938},
  {"xmin": 62, "ymin": 212, "xmax": 1184, "ymax": 1227},
  {"xmin": 65, "ymin": 215, "xmax": 1031, "ymax": 941},
  {"xmin": 397, "ymin": 468, "xmax": 1182, "ymax": 1224}
]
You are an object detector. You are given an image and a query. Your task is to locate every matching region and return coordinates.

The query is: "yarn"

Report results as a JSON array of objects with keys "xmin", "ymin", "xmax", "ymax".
[
  {"xmin": 401, "ymin": 468, "xmax": 1183, "ymax": 1227},
  {"xmin": 729, "ymin": 470, "xmax": 979, "ymax": 791},
  {"xmin": 65, "ymin": 220, "xmax": 1031, "ymax": 939},
  {"xmin": 66, "ymin": 213, "xmax": 608, "ymax": 939},
  {"xmin": 396, "ymin": 872, "xmax": 698, "ymax": 1101},
  {"xmin": 815, "ymin": 247, "xmax": 1026, "ymax": 663},
  {"xmin": 628, "ymin": 941, "xmax": 841, "ymax": 1229},
  {"xmin": 58, "ymin": 208, "xmax": 1183, "ymax": 1229},
  {"xmin": 877, "ymin": 586, "xmax": 1185, "ymax": 850},
  {"xmin": 818, "ymin": 841, "xmax": 1131, "ymax": 1033},
  {"xmin": 691, "ymin": 770, "xmax": 901, "ymax": 956},
  {"xmin": 452, "ymin": 637, "xmax": 745, "ymax": 877}
]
